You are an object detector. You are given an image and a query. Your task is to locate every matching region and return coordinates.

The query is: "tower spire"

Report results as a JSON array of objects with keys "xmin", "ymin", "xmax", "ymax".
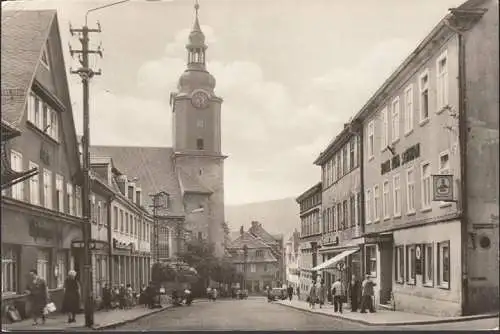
[
  {"xmin": 186, "ymin": 0, "xmax": 207, "ymax": 69},
  {"xmin": 193, "ymin": 0, "xmax": 201, "ymax": 32}
]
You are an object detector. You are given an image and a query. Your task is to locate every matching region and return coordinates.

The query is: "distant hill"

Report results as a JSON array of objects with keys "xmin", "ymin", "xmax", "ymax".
[{"xmin": 225, "ymin": 197, "xmax": 300, "ymax": 239}]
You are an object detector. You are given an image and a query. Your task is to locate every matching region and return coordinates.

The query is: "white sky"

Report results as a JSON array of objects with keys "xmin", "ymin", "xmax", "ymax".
[{"xmin": 3, "ymin": 0, "xmax": 464, "ymax": 205}]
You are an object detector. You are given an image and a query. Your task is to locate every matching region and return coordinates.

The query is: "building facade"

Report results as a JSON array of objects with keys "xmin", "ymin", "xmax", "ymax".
[
  {"xmin": 313, "ymin": 127, "xmax": 363, "ymax": 292},
  {"xmin": 296, "ymin": 182, "xmax": 322, "ymax": 299},
  {"xmin": 285, "ymin": 229, "xmax": 301, "ymax": 289},
  {"xmin": 89, "ymin": 3, "xmax": 226, "ymax": 259},
  {"xmin": 352, "ymin": 0, "xmax": 498, "ymax": 317},
  {"xmin": 227, "ymin": 226, "xmax": 280, "ymax": 293},
  {"xmin": 1, "ymin": 10, "xmax": 83, "ymax": 318}
]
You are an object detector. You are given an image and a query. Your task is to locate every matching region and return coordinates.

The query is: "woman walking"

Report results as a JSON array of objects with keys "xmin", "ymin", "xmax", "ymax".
[
  {"xmin": 62, "ymin": 270, "xmax": 81, "ymax": 323},
  {"xmin": 318, "ymin": 280, "xmax": 327, "ymax": 309},
  {"xmin": 25, "ymin": 269, "xmax": 49, "ymax": 326},
  {"xmin": 308, "ymin": 282, "xmax": 317, "ymax": 309}
]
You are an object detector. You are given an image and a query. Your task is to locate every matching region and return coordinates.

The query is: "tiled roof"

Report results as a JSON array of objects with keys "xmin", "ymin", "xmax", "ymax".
[
  {"xmin": 249, "ymin": 225, "xmax": 279, "ymax": 245},
  {"xmin": 90, "ymin": 146, "xmax": 184, "ymax": 216},
  {"xmin": 178, "ymin": 169, "xmax": 212, "ymax": 195},
  {"xmin": 227, "ymin": 231, "xmax": 271, "ymax": 250},
  {"xmin": 1, "ymin": 10, "xmax": 56, "ymax": 126}
]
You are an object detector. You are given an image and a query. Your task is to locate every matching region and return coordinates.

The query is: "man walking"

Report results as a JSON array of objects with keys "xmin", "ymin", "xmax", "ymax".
[
  {"xmin": 360, "ymin": 273, "xmax": 376, "ymax": 313},
  {"xmin": 287, "ymin": 285, "xmax": 294, "ymax": 302},
  {"xmin": 331, "ymin": 276, "xmax": 344, "ymax": 313},
  {"xmin": 350, "ymin": 274, "xmax": 362, "ymax": 312}
]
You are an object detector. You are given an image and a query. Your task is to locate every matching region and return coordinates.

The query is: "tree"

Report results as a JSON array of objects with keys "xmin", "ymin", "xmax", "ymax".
[{"xmin": 177, "ymin": 238, "xmax": 218, "ymax": 286}]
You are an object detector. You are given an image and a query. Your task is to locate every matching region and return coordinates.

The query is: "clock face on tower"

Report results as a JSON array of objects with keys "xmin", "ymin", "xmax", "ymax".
[{"xmin": 191, "ymin": 90, "xmax": 210, "ymax": 109}]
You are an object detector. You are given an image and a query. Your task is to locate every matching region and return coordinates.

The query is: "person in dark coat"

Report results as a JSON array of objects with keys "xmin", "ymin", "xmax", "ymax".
[
  {"xmin": 118, "ymin": 284, "xmax": 126, "ymax": 309},
  {"xmin": 287, "ymin": 285, "xmax": 293, "ymax": 301},
  {"xmin": 350, "ymin": 274, "xmax": 362, "ymax": 312},
  {"xmin": 62, "ymin": 270, "xmax": 81, "ymax": 323},
  {"xmin": 25, "ymin": 269, "xmax": 49, "ymax": 326},
  {"xmin": 102, "ymin": 283, "xmax": 111, "ymax": 311}
]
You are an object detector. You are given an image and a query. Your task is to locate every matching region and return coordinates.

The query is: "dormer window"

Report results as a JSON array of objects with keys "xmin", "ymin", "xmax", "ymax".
[{"xmin": 40, "ymin": 43, "xmax": 49, "ymax": 69}]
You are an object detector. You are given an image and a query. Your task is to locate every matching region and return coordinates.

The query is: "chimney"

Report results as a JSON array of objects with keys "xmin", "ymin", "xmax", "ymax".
[
  {"xmin": 251, "ymin": 221, "xmax": 259, "ymax": 228},
  {"xmin": 136, "ymin": 187, "xmax": 142, "ymax": 206},
  {"xmin": 240, "ymin": 225, "xmax": 244, "ymax": 235},
  {"xmin": 116, "ymin": 175, "xmax": 127, "ymax": 196}
]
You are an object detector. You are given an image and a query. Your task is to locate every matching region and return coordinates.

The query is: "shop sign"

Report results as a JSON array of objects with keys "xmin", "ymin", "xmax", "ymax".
[
  {"xmin": 432, "ymin": 175, "xmax": 454, "ymax": 201},
  {"xmin": 415, "ymin": 245, "xmax": 422, "ymax": 275},
  {"xmin": 336, "ymin": 262, "xmax": 345, "ymax": 271},
  {"xmin": 364, "ymin": 233, "xmax": 393, "ymax": 244},
  {"xmin": 29, "ymin": 220, "xmax": 56, "ymax": 241}
]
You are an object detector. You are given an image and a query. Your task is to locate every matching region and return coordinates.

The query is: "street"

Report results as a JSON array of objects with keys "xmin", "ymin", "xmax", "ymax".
[{"xmin": 111, "ymin": 298, "xmax": 394, "ymax": 331}]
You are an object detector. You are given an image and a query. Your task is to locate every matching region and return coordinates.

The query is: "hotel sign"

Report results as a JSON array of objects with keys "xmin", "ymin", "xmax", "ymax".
[{"xmin": 432, "ymin": 175, "xmax": 454, "ymax": 201}]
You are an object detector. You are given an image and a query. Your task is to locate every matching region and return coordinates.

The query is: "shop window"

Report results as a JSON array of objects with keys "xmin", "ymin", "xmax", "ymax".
[
  {"xmin": 2, "ymin": 245, "xmax": 18, "ymax": 294},
  {"xmin": 438, "ymin": 241, "xmax": 450, "ymax": 289},
  {"xmin": 365, "ymin": 245, "xmax": 377, "ymax": 277},
  {"xmin": 423, "ymin": 244, "xmax": 433, "ymax": 286},
  {"xmin": 37, "ymin": 249, "xmax": 51, "ymax": 284},
  {"xmin": 395, "ymin": 246, "xmax": 404, "ymax": 284},
  {"xmin": 56, "ymin": 251, "xmax": 67, "ymax": 288},
  {"xmin": 406, "ymin": 245, "xmax": 416, "ymax": 284}
]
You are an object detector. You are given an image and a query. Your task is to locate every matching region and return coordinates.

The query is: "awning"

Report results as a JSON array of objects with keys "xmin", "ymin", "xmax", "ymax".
[{"xmin": 311, "ymin": 248, "xmax": 359, "ymax": 271}]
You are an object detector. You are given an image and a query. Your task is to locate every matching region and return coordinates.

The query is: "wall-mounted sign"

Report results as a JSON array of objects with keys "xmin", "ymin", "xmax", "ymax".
[
  {"xmin": 432, "ymin": 175, "xmax": 454, "ymax": 201},
  {"xmin": 415, "ymin": 245, "xmax": 422, "ymax": 275},
  {"xmin": 336, "ymin": 262, "xmax": 345, "ymax": 271},
  {"xmin": 381, "ymin": 143, "xmax": 421, "ymax": 176},
  {"xmin": 29, "ymin": 220, "xmax": 55, "ymax": 241}
]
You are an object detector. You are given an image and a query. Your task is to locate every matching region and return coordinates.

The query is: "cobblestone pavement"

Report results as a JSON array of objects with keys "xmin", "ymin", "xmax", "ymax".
[{"xmin": 112, "ymin": 297, "xmax": 405, "ymax": 331}]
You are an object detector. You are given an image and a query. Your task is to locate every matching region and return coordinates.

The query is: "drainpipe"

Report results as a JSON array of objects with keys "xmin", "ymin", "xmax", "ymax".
[
  {"xmin": 357, "ymin": 124, "xmax": 366, "ymax": 276},
  {"xmin": 444, "ymin": 18, "xmax": 469, "ymax": 316},
  {"xmin": 106, "ymin": 194, "xmax": 115, "ymax": 286}
]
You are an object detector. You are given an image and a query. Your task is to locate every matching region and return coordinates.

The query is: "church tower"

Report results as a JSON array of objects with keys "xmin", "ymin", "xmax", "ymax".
[{"xmin": 171, "ymin": 1, "xmax": 226, "ymax": 257}]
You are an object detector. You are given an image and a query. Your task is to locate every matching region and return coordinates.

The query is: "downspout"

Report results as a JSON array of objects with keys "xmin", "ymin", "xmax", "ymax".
[
  {"xmin": 106, "ymin": 194, "xmax": 115, "ymax": 286},
  {"xmin": 358, "ymin": 124, "xmax": 366, "ymax": 277},
  {"xmin": 444, "ymin": 18, "xmax": 469, "ymax": 316}
]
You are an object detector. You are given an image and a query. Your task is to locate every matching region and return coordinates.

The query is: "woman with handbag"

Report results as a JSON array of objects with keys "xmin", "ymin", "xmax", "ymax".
[
  {"xmin": 25, "ymin": 269, "xmax": 49, "ymax": 326},
  {"xmin": 62, "ymin": 270, "xmax": 81, "ymax": 323}
]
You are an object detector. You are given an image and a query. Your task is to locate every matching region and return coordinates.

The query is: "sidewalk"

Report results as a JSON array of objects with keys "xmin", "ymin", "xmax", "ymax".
[
  {"xmin": 2, "ymin": 304, "xmax": 172, "ymax": 331},
  {"xmin": 276, "ymin": 299, "xmax": 499, "ymax": 327}
]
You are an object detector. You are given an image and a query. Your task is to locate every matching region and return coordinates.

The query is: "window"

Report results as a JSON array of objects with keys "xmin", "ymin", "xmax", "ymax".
[
  {"xmin": 37, "ymin": 249, "xmax": 50, "ymax": 283},
  {"xmin": 367, "ymin": 121, "xmax": 374, "ymax": 159},
  {"xmin": 419, "ymin": 70, "xmax": 430, "ymax": 122},
  {"xmin": 2, "ymin": 246, "xmax": 18, "ymax": 294},
  {"xmin": 349, "ymin": 138, "xmax": 355, "ymax": 170},
  {"xmin": 356, "ymin": 192, "xmax": 361, "ymax": 226},
  {"xmin": 250, "ymin": 264, "xmax": 256, "ymax": 273},
  {"xmin": 393, "ymin": 174, "xmax": 401, "ymax": 217},
  {"xmin": 332, "ymin": 157, "xmax": 337, "ymax": 182},
  {"xmin": 350, "ymin": 195, "xmax": 356, "ymax": 227},
  {"xmin": 113, "ymin": 207, "xmax": 118, "ymax": 231},
  {"xmin": 365, "ymin": 189, "xmax": 372, "ymax": 224},
  {"xmin": 438, "ymin": 241, "xmax": 450, "ymax": 288},
  {"xmin": 406, "ymin": 168, "xmax": 416, "ymax": 214},
  {"xmin": 382, "ymin": 180, "xmax": 390, "ymax": 219},
  {"xmin": 43, "ymin": 169, "xmax": 53, "ymax": 210},
  {"xmin": 373, "ymin": 185, "xmax": 380, "ymax": 221},
  {"xmin": 423, "ymin": 244, "xmax": 433, "ymax": 286},
  {"xmin": 395, "ymin": 246, "xmax": 404, "ymax": 283},
  {"xmin": 365, "ymin": 245, "xmax": 377, "ymax": 277},
  {"xmin": 125, "ymin": 213, "xmax": 129, "ymax": 234},
  {"xmin": 256, "ymin": 250, "xmax": 263, "ymax": 257},
  {"xmin": 29, "ymin": 161, "xmax": 40, "ymax": 205},
  {"xmin": 391, "ymin": 97, "xmax": 400, "ymax": 142},
  {"xmin": 421, "ymin": 162, "xmax": 432, "ymax": 210},
  {"xmin": 120, "ymin": 210, "xmax": 124, "ymax": 232},
  {"xmin": 331, "ymin": 206, "xmax": 336, "ymax": 232},
  {"xmin": 50, "ymin": 110, "xmax": 59, "ymax": 141},
  {"xmin": 342, "ymin": 200, "xmax": 348, "ymax": 230},
  {"xmin": 66, "ymin": 183, "xmax": 74, "ymax": 215},
  {"xmin": 27, "ymin": 92, "xmax": 36, "ymax": 124},
  {"xmin": 342, "ymin": 146, "xmax": 348, "ymax": 174},
  {"xmin": 381, "ymin": 107, "xmax": 389, "ymax": 150},
  {"xmin": 56, "ymin": 251, "xmax": 66, "ymax": 288},
  {"xmin": 97, "ymin": 202, "xmax": 102, "ymax": 225},
  {"xmin": 55, "ymin": 174, "xmax": 64, "ymax": 212},
  {"xmin": 313, "ymin": 212, "xmax": 319, "ymax": 234},
  {"xmin": 439, "ymin": 151, "xmax": 450, "ymax": 174},
  {"xmin": 406, "ymin": 245, "xmax": 416, "ymax": 284},
  {"xmin": 196, "ymin": 119, "xmax": 205, "ymax": 128},
  {"xmin": 436, "ymin": 51, "xmax": 448, "ymax": 112},
  {"xmin": 10, "ymin": 150, "xmax": 24, "ymax": 200},
  {"xmin": 326, "ymin": 161, "xmax": 331, "ymax": 186},
  {"xmin": 196, "ymin": 138, "xmax": 204, "ymax": 150},
  {"xmin": 336, "ymin": 154, "xmax": 341, "ymax": 179},
  {"xmin": 404, "ymin": 85, "xmax": 414, "ymax": 134},
  {"xmin": 336, "ymin": 203, "xmax": 342, "ymax": 230},
  {"xmin": 75, "ymin": 186, "xmax": 82, "ymax": 217}
]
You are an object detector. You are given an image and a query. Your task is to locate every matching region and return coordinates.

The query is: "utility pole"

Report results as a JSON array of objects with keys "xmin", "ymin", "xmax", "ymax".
[{"xmin": 69, "ymin": 21, "xmax": 102, "ymax": 328}]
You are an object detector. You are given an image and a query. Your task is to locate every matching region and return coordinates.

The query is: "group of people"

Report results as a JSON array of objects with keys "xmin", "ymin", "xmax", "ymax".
[
  {"xmin": 206, "ymin": 287, "xmax": 218, "ymax": 301},
  {"xmin": 101, "ymin": 282, "xmax": 158, "ymax": 310},
  {"xmin": 304, "ymin": 273, "xmax": 377, "ymax": 314}
]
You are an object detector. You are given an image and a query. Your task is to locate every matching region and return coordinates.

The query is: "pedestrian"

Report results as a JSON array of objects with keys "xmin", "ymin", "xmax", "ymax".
[
  {"xmin": 360, "ymin": 273, "xmax": 376, "ymax": 313},
  {"xmin": 102, "ymin": 283, "xmax": 111, "ymax": 311},
  {"xmin": 25, "ymin": 269, "xmax": 49, "ymax": 326},
  {"xmin": 350, "ymin": 274, "xmax": 362, "ymax": 312},
  {"xmin": 145, "ymin": 282, "xmax": 155, "ymax": 309},
  {"xmin": 287, "ymin": 285, "xmax": 293, "ymax": 302},
  {"xmin": 318, "ymin": 280, "xmax": 327, "ymax": 309},
  {"xmin": 308, "ymin": 282, "xmax": 317, "ymax": 309},
  {"xmin": 206, "ymin": 287, "xmax": 212, "ymax": 301},
  {"xmin": 212, "ymin": 288, "xmax": 218, "ymax": 302},
  {"xmin": 331, "ymin": 276, "xmax": 345, "ymax": 313},
  {"xmin": 125, "ymin": 284, "xmax": 133, "ymax": 308},
  {"xmin": 296, "ymin": 286, "xmax": 300, "ymax": 301},
  {"xmin": 62, "ymin": 270, "xmax": 81, "ymax": 323},
  {"xmin": 118, "ymin": 284, "xmax": 126, "ymax": 309}
]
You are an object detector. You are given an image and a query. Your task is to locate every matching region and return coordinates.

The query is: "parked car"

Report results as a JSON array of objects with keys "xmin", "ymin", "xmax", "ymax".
[{"xmin": 269, "ymin": 287, "xmax": 287, "ymax": 301}]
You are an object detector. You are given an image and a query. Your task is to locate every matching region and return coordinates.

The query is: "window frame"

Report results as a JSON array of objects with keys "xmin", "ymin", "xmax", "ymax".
[
  {"xmin": 423, "ymin": 243, "xmax": 434, "ymax": 287},
  {"xmin": 66, "ymin": 183, "xmax": 74, "ymax": 215},
  {"xmin": 406, "ymin": 244, "xmax": 416, "ymax": 285},
  {"xmin": 2, "ymin": 245, "xmax": 19, "ymax": 294},
  {"xmin": 419, "ymin": 69, "xmax": 430, "ymax": 124},
  {"xmin": 10, "ymin": 150, "xmax": 24, "ymax": 201},
  {"xmin": 391, "ymin": 96, "xmax": 400, "ymax": 143},
  {"xmin": 55, "ymin": 174, "xmax": 64, "ymax": 213},
  {"xmin": 394, "ymin": 246, "xmax": 405, "ymax": 284},
  {"xmin": 438, "ymin": 150, "xmax": 452, "ymax": 207},
  {"xmin": 367, "ymin": 121, "xmax": 374, "ymax": 160},
  {"xmin": 43, "ymin": 169, "xmax": 53, "ymax": 210},
  {"xmin": 437, "ymin": 240, "xmax": 450, "ymax": 289},
  {"xmin": 381, "ymin": 107, "xmax": 389, "ymax": 151},
  {"xmin": 373, "ymin": 185, "xmax": 380, "ymax": 222},
  {"xmin": 29, "ymin": 161, "xmax": 40, "ymax": 206},
  {"xmin": 365, "ymin": 245, "xmax": 377, "ymax": 278},
  {"xmin": 404, "ymin": 84, "xmax": 414, "ymax": 135},
  {"xmin": 382, "ymin": 180, "xmax": 390, "ymax": 220},
  {"xmin": 393, "ymin": 174, "xmax": 401, "ymax": 217},
  {"xmin": 406, "ymin": 167, "xmax": 416, "ymax": 215},
  {"xmin": 421, "ymin": 161, "xmax": 432, "ymax": 211},
  {"xmin": 436, "ymin": 49, "xmax": 449, "ymax": 113},
  {"xmin": 365, "ymin": 189, "xmax": 372, "ymax": 224}
]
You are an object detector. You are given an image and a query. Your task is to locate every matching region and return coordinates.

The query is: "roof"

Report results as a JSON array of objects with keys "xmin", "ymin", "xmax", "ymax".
[
  {"xmin": 90, "ymin": 146, "xmax": 185, "ymax": 216},
  {"xmin": 296, "ymin": 182, "xmax": 322, "ymax": 203},
  {"xmin": 227, "ymin": 231, "xmax": 272, "ymax": 250},
  {"xmin": 249, "ymin": 224, "xmax": 279, "ymax": 245},
  {"xmin": 1, "ymin": 10, "xmax": 56, "ymax": 126},
  {"xmin": 178, "ymin": 169, "xmax": 213, "ymax": 195}
]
